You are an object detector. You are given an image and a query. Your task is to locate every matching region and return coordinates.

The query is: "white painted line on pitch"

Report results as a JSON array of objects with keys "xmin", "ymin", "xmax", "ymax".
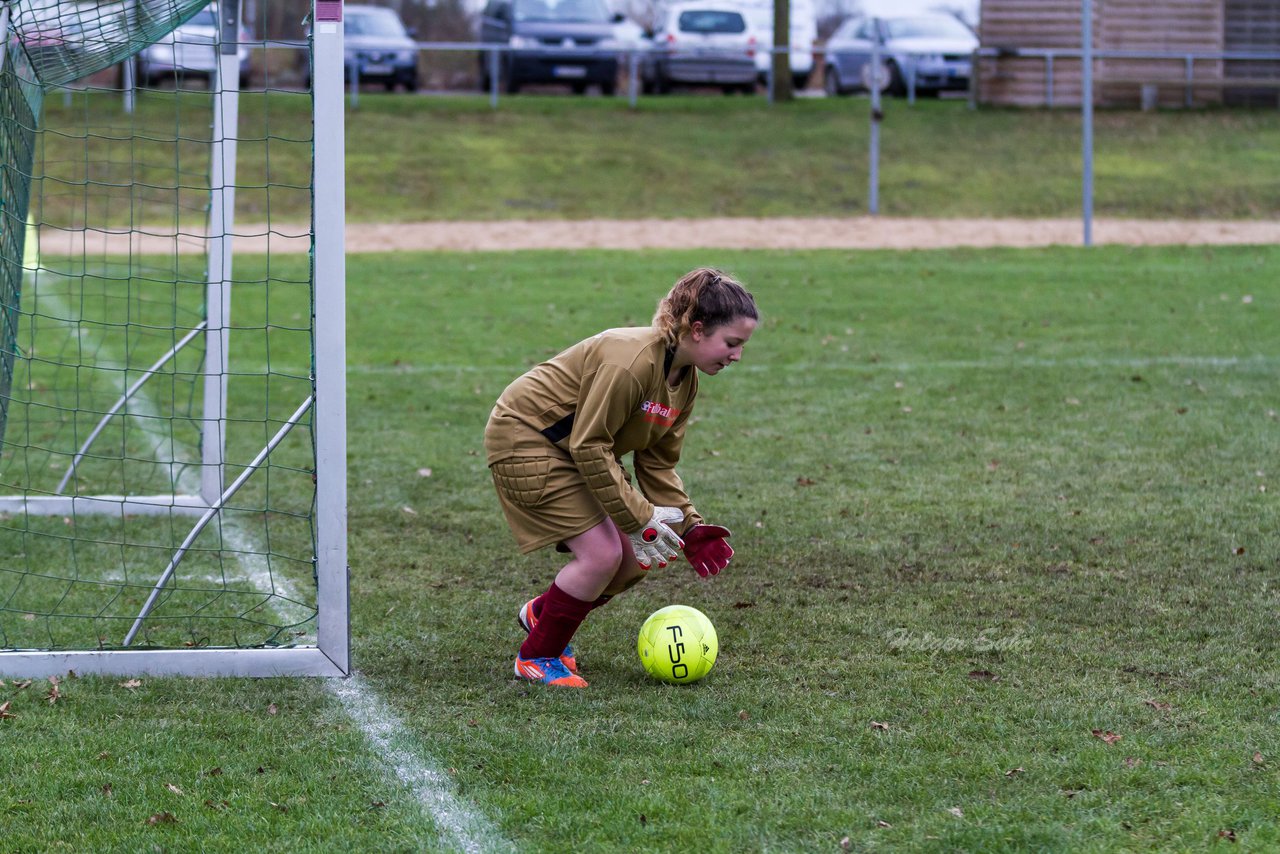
[
  {"xmin": 339, "ymin": 353, "xmax": 1278, "ymax": 376},
  {"xmin": 34, "ymin": 274, "xmax": 507, "ymax": 852},
  {"xmin": 327, "ymin": 674, "xmax": 513, "ymax": 854},
  {"xmin": 32, "ymin": 277, "xmax": 314, "ymax": 630}
]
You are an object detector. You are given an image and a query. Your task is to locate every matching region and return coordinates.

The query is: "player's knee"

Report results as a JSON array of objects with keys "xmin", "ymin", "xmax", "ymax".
[{"xmin": 591, "ymin": 537, "xmax": 625, "ymax": 575}]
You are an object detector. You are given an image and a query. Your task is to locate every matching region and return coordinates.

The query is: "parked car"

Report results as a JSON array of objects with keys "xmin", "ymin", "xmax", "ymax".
[
  {"xmin": 737, "ymin": 0, "xmax": 817, "ymax": 89},
  {"xmin": 479, "ymin": 0, "xmax": 620, "ymax": 95},
  {"xmin": 341, "ymin": 5, "xmax": 420, "ymax": 91},
  {"xmin": 823, "ymin": 13, "xmax": 977, "ymax": 97},
  {"xmin": 136, "ymin": 3, "xmax": 251, "ymax": 88},
  {"xmin": 641, "ymin": 3, "xmax": 757, "ymax": 94}
]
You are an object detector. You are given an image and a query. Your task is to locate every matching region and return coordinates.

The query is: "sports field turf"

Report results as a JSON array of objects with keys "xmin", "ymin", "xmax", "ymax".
[{"xmin": 3, "ymin": 245, "xmax": 1278, "ymax": 851}]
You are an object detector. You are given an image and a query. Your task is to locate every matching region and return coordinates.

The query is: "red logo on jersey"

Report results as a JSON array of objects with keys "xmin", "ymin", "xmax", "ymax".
[{"xmin": 640, "ymin": 400, "xmax": 680, "ymax": 427}]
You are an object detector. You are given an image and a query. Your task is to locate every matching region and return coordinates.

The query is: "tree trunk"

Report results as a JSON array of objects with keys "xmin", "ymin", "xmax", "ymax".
[{"xmin": 772, "ymin": 0, "xmax": 793, "ymax": 101}]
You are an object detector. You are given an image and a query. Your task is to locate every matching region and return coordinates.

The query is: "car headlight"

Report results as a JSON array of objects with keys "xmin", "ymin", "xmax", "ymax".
[{"xmin": 509, "ymin": 35, "xmax": 536, "ymax": 49}]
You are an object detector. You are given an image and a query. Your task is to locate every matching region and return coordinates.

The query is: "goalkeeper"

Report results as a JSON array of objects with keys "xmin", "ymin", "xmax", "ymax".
[{"xmin": 484, "ymin": 267, "xmax": 759, "ymax": 688}]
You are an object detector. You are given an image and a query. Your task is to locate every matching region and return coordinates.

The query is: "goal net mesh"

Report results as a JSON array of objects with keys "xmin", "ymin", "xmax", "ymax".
[{"xmin": 0, "ymin": 1, "xmax": 321, "ymax": 653}]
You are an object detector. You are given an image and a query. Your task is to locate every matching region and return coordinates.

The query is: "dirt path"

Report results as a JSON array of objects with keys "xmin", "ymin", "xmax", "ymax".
[
  {"xmin": 342, "ymin": 217, "xmax": 1280, "ymax": 251},
  {"xmin": 39, "ymin": 217, "xmax": 1280, "ymax": 256}
]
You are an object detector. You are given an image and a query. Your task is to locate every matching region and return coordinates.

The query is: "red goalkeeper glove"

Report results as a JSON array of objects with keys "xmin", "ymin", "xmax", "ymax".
[{"xmin": 682, "ymin": 525, "xmax": 733, "ymax": 577}]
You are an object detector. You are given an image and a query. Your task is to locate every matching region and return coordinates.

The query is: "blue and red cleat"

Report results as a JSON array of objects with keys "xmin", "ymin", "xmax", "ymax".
[
  {"xmin": 518, "ymin": 597, "xmax": 579, "ymax": 674},
  {"xmin": 514, "ymin": 654, "xmax": 587, "ymax": 688}
]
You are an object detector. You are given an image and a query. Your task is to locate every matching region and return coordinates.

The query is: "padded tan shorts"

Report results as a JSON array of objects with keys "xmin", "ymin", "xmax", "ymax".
[{"xmin": 490, "ymin": 455, "xmax": 608, "ymax": 554}]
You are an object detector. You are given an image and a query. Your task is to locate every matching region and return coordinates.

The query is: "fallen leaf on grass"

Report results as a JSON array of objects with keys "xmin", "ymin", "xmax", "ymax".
[
  {"xmin": 1252, "ymin": 752, "xmax": 1265, "ymax": 765},
  {"xmin": 1092, "ymin": 729, "xmax": 1122, "ymax": 745},
  {"xmin": 1124, "ymin": 757, "xmax": 1141, "ymax": 768},
  {"xmin": 738, "ymin": 710, "xmax": 750, "ymax": 721},
  {"xmin": 0, "ymin": 701, "xmax": 15, "ymax": 720},
  {"xmin": 401, "ymin": 506, "xmax": 418, "ymax": 516},
  {"xmin": 1218, "ymin": 829, "xmax": 1237, "ymax": 842},
  {"xmin": 268, "ymin": 703, "xmax": 279, "ymax": 715},
  {"xmin": 986, "ymin": 459, "xmax": 1000, "ymax": 472},
  {"xmin": 732, "ymin": 601, "xmax": 755, "ymax": 609},
  {"xmin": 13, "ymin": 680, "xmax": 32, "ymax": 691},
  {"xmin": 101, "ymin": 783, "xmax": 113, "ymax": 796},
  {"xmin": 870, "ymin": 721, "xmax": 890, "ymax": 731},
  {"xmin": 45, "ymin": 676, "xmax": 61, "ymax": 705},
  {"xmin": 876, "ymin": 820, "xmax": 892, "ymax": 828},
  {"xmin": 166, "ymin": 783, "xmax": 184, "ymax": 795},
  {"xmin": 417, "ymin": 468, "xmax": 433, "ymax": 478},
  {"xmin": 1143, "ymin": 699, "xmax": 1172, "ymax": 711},
  {"xmin": 146, "ymin": 812, "xmax": 178, "ymax": 826},
  {"xmin": 369, "ymin": 801, "xmax": 386, "ymax": 810},
  {"xmin": 1004, "ymin": 767, "xmax": 1024, "ymax": 778},
  {"xmin": 796, "ymin": 476, "xmax": 816, "ymax": 486},
  {"xmin": 270, "ymin": 801, "xmax": 288, "ymax": 812},
  {"xmin": 119, "ymin": 679, "xmax": 142, "ymax": 691},
  {"xmin": 967, "ymin": 670, "xmax": 999, "ymax": 681},
  {"xmin": 946, "ymin": 807, "xmax": 964, "ymax": 818},
  {"xmin": 1232, "ymin": 547, "xmax": 1246, "ymax": 556},
  {"xmin": 840, "ymin": 836, "xmax": 851, "ymax": 849}
]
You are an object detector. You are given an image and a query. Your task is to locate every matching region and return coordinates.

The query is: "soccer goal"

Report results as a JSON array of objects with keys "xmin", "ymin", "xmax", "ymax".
[{"xmin": 0, "ymin": 0, "xmax": 348, "ymax": 677}]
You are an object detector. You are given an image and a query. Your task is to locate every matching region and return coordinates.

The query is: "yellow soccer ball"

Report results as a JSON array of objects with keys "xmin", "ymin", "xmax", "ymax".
[{"xmin": 637, "ymin": 605, "xmax": 718, "ymax": 684}]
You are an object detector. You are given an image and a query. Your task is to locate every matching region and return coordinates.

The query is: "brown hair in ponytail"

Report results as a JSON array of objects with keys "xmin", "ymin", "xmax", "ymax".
[{"xmin": 652, "ymin": 267, "xmax": 758, "ymax": 348}]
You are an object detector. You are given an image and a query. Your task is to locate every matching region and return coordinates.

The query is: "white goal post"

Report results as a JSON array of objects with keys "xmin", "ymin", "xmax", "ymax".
[{"xmin": 0, "ymin": 0, "xmax": 348, "ymax": 677}]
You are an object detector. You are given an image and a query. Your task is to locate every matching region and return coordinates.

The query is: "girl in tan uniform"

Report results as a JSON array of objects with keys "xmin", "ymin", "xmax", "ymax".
[{"xmin": 485, "ymin": 267, "xmax": 758, "ymax": 687}]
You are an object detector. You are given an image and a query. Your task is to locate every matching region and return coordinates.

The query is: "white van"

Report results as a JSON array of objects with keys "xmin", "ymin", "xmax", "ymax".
[{"xmin": 734, "ymin": 0, "xmax": 816, "ymax": 88}]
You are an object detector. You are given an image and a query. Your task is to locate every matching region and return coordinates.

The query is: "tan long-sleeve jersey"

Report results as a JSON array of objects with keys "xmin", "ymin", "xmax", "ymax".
[{"xmin": 484, "ymin": 326, "xmax": 702, "ymax": 534}]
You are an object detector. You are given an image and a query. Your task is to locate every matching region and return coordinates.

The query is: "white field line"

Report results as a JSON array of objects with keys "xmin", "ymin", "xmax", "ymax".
[
  {"xmin": 32, "ymin": 278, "xmax": 313, "ymax": 629},
  {"xmin": 327, "ymin": 675, "xmax": 513, "ymax": 854},
  {"xmin": 36, "ymin": 276, "xmax": 510, "ymax": 852},
  {"xmin": 338, "ymin": 353, "xmax": 1279, "ymax": 376}
]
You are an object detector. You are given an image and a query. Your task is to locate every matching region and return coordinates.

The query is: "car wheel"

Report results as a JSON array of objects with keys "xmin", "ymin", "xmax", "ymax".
[
  {"xmin": 860, "ymin": 58, "xmax": 904, "ymax": 97},
  {"xmin": 601, "ymin": 80, "xmax": 616, "ymax": 96},
  {"xmin": 823, "ymin": 66, "xmax": 841, "ymax": 97},
  {"xmin": 655, "ymin": 73, "xmax": 671, "ymax": 94},
  {"xmin": 504, "ymin": 66, "xmax": 521, "ymax": 94},
  {"xmin": 792, "ymin": 71, "xmax": 810, "ymax": 90},
  {"xmin": 739, "ymin": 82, "xmax": 755, "ymax": 95},
  {"xmin": 886, "ymin": 61, "xmax": 906, "ymax": 96},
  {"xmin": 572, "ymin": 81, "xmax": 587, "ymax": 94}
]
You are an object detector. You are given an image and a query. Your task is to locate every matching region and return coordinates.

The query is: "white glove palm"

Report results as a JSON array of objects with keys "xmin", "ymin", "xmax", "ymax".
[{"xmin": 628, "ymin": 506, "xmax": 685, "ymax": 569}]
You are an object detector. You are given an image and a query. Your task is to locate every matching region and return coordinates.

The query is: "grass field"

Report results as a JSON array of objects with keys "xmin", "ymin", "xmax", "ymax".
[
  {"xmin": 3, "ymin": 245, "xmax": 1278, "ymax": 851},
  {"xmin": 35, "ymin": 92, "xmax": 1280, "ymax": 224}
]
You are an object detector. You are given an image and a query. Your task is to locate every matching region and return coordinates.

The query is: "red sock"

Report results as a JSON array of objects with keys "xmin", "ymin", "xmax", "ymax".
[
  {"xmin": 529, "ymin": 592, "xmax": 610, "ymax": 622},
  {"xmin": 520, "ymin": 582, "xmax": 593, "ymax": 660}
]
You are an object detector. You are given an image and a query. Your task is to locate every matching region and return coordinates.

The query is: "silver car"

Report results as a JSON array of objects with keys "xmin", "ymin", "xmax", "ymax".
[
  {"xmin": 823, "ymin": 13, "xmax": 976, "ymax": 97},
  {"xmin": 136, "ymin": 3, "xmax": 251, "ymax": 88},
  {"xmin": 642, "ymin": 3, "xmax": 757, "ymax": 94}
]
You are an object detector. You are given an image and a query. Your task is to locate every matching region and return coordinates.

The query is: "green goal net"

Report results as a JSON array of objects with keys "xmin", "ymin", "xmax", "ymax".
[{"xmin": 0, "ymin": 0, "xmax": 349, "ymax": 676}]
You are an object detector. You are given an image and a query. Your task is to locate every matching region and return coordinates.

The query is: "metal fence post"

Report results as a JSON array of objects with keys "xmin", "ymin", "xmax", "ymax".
[
  {"xmin": 628, "ymin": 48, "xmax": 638, "ymax": 107},
  {"xmin": 869, "ymin": 27, "xmax": 881, "ymax": 215},
  {"xmin": 766, "ymin": 46, "xmax": 774, "ymax": 105},
  {"xmin": 1184, "ymin": 54, "xmax": 1193, "ymax": 108},
  {"xmin": 968, "ymin": 48, "xmax": 978, "ymax": 110},
  {"xmin": 1081, "ymin": 0, "xmax": 1094, "ymax": 247},
  {"xmin": 488, "ymin": 47, "xmax": 499, "ymax": 109},
  {"xmin": 1046, "ymin": 53, "xmax": 1055, "ymax": 108}
]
